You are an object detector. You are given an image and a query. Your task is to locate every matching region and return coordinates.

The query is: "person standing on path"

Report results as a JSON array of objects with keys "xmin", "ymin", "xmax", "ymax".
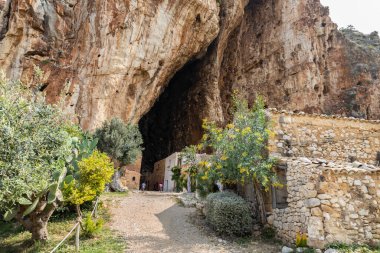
[
  {"xmin": 141, "ymin": 182, "xmax": 146, "ymax": 192},
  {"xmin": 159, "ymin": 182, "xmax": 163, "ymax": 192}
]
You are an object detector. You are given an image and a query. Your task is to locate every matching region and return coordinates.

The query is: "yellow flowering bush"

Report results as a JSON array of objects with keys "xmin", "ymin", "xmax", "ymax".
[
  {"xmin": 63, "ymin": 150, "xmax": 114, "ymax": 205},
  {"xmin": 198, "ymin": 96, "xmax": 280, "ymax": 223},
  {"xmin": 199, "ymin": 96, "xmax": 278, "ymax": 189},
  {"xmin": 296, "ymin": 232, "xmax": 308, "ymax": 247}
]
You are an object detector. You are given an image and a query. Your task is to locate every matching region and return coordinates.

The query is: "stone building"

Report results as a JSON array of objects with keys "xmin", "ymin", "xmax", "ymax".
[
  {"xmin": 268, "ymin": 109, "xmax": 380, "ymax": 164},
  {"xmin": 145, "ymin": 152, "xmax": 209, "ymax": 192},
  {"xmin": 254, "ymin": 109, "xmax": 380, "ymax": 248},
  {"xmin": 266, "ymin": 158, "xmax": 380, "ymax": 248},
  {"xmin": 144, "ymin": 153, "xmax": 181, "ymax": 191},
  {"xmin": 119, "ymin": 158, "xmax": 142, "ymax": 190}
]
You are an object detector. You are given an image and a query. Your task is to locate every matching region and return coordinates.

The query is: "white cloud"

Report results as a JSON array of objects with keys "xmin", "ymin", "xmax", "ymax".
[{"xmin": 320, "ymin": 0, "xmax": 380, "ymax": 34}]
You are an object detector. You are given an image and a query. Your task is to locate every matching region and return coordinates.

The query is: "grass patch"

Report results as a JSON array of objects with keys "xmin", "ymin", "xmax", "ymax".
[
  {"xmin": 0, "ymin": 205, "xmax": 125, "ymax": 253},
  {"xmin": 234, "ymin": 236, "xmax": 252, "ymax": 245},
  {"xmin": 327, "ymin": 242, "xmax": 380, "ymax": 253}
]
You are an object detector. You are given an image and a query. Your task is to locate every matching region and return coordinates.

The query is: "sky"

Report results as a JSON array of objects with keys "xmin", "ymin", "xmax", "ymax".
[{"xmin": 320, "ymin": 0, "xmax": 380, "ymax": 34}]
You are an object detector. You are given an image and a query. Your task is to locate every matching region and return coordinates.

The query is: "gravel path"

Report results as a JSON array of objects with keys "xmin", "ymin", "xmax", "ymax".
[{"xmin": 107, "ymin": 191, "xmax": 280, "ymax": 253}]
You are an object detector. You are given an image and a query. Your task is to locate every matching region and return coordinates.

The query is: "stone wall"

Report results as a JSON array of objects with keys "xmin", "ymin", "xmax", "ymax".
[
  {"xmin": 145, "ymin": 160, "xmax": 165, "ymax": 191},
  {"xmin": 268, "ymin": 158, "xmax": 380, "ymax": 248},
  {"xmin": 268, "ymin": 109, "xmax": 380, "ymax": 165},
  {"xmin": 120, "ymin": 170, "xmax": 141, "ymax": 190},
  {"xmin": 120, "ymin": 158, "xmax": 142, "ymax": 190}
]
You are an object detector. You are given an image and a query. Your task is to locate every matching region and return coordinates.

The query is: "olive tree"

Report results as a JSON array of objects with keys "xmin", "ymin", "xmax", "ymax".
[
  {"xmin": 0, "ymin": 73, "xmax": 73, "ymax": 240},
  {"xmin": 95, "ymin": 118, "xmax": 143, "ymax": 191},
  {"xmin": 95, "ymin": 118, "xmax": 143, "ymax": 165}
]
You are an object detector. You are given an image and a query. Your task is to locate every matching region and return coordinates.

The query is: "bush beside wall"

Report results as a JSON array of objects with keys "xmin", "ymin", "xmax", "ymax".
[{"xmin": 205, "ymin": 192, "xmax": 253, "ymax": 236}]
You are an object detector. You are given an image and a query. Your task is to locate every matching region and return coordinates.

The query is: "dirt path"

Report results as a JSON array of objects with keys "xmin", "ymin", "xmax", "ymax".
[{"xmin": 107, "ymin": 191, "xmax": 280, "ymax": 253}]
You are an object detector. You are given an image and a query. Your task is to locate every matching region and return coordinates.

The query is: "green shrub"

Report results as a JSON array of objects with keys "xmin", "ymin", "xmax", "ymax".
[
  {"xmin": 261, "ymin": 226, "xmax": 276, "ymax": 240},
  {"xmin": 196, "ymin": 174, "xmax": 217, "ymax": 198},
  {"xmin": 303, "ymin": 249, "xmax": 316, "ymax": 253},
  {"xmin": 0, "ymin": 72, "xmax": 74, "ymax": 240},
  {"xmin": 327, "ymin": 242, "xmax": 379, "ymax": 253},
  {"xmin": 82, "ymin": 214, "xmax": 104, "ymax": 238},
  {"xmin": 205, "ymin": 192, "xmax": 253, "ymax": 236},
  {"xmin": 171, "ymin": 166, "xmax": 188, "ymax": 192}
]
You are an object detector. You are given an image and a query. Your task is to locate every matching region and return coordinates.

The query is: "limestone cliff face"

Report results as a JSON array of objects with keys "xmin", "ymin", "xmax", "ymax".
[
  {"xmin": 1, "ymin": 0, "xmax": 380, "ymax": 169},
  {"xmin": 181, "ymin": 0, "xmax": 380, "ymax": 126},
  {"xmin": 217, "ymin": 0, "xmax": 380, "ymax": 120},
  {"xmin": 0, "ymin": 0, "xmax": 219, "ymax": 130},
  {"xmin": 139, "ymin": 0, "xmax": 249, "ymax": 170},
  {"xmin": 139, "ymin": 0, "xmax": 380, "ymax": 170}
]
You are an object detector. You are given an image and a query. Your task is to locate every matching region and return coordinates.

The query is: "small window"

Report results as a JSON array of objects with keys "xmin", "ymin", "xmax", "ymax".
[
  {"xmin": 132, "ymin": 176, "xmax": 136, "ymax": 181},
  {"xmin": 272, "ymin": 166, "xmax": 288, "ymax": 209}
]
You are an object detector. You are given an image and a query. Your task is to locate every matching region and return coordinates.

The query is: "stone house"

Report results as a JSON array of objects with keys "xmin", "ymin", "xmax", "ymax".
[
  {"xmin": 120, "ymin": 158, "xmax": 142, "ymax": 190},
  {"xmin": 268, "ymin": 109, "xmax": 380, "ymax": 164},
  {"xmin": 145, "ymin": 152, "xmax": 181, "ymax": 191},
  {"xmin": 266, "ymin": 157, "xmax": 380, "ymax": 248},
  {"xmin": 144, "ymin": 159, "xmax": 165, "ymax": 191},
  {"xmin": 147, "ymin": 152, "xmax": 209, "ymax": 192},
  {"xmin": 246, "ymin": 109, "xmax": 380, "ymax": 248}
]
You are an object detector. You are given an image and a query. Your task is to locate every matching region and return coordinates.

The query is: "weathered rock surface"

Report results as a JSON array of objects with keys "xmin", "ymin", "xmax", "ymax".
[
  {"xmin": 140, "ymin": 0, "xmax": 380, "ymax": 170},
  {"xmin": 182, "ymin": 0, "xmax": 380, "ymax": 126},
  {"xmin": 0, "ymin": 0, "xmax": 219, "ymax": 130},
  {"xmin": 139, "ymin": 0, "xmax": 250, "ymax": 170},
  {"xmin": 217, "ymin": 0, "xmax": 380, "ymax": 120},
  {"xmin": 1, "ymin": 0, "xmax": 380, "ymax": 170}
]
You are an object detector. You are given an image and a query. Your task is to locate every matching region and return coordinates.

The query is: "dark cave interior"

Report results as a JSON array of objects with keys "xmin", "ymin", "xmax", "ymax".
[{"xmin": 138, "ymin": 60, "xmax": 204, "ymax": 173}]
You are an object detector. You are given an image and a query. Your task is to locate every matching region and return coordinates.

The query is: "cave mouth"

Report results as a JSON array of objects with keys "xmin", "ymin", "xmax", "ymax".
[{"xmin": 138, "ymin": 59, "xmax": 203, "ymax": 174}]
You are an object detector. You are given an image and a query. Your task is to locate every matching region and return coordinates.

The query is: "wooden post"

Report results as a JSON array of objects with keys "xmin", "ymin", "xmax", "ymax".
[
  {"xmin": 75, "ymin": 224, "xmax": 80, "ymax": 252},
  {"xmin": 75, "ymin": 205, "xmax": 82, "ymax": 252},
  {"xmin": 187, "ymin": 174, "xmax": 191, "ymax": 193}
]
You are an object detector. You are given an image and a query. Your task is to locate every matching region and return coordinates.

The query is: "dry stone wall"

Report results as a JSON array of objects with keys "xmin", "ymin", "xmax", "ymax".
[
  {"xmin": 268, "ymin": 109, "xmax": 380, "ymax": 165},
  {"xmin": 268, "ymin": 158, "xmax": 380, "ymax": 248}
]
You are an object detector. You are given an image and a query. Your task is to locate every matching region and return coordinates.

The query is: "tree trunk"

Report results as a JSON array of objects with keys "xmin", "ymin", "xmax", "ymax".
[
  {"xmin": 31, "ymin": 220, "xmax": 49, "ymax": 241},
  {"xmin": 109, "ymin": 169, "xmax": 127, "ymax": 192},
  {"xmin": 76, "ymin": 204, "xmax": 82, "ymax": 217},
  {"xmin": 253, "ymin": 181, "xmax": 267, "ymax": 224},
  {"xmin": 108, "ymin": 159, "xmax": 127, "ymax": 192},
  {"xmin": 17, "ymin": 202, "xmax": 57, "ymax": 241}
]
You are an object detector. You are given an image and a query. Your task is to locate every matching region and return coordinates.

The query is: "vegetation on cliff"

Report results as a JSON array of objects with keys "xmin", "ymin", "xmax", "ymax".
[{"xmin": 340, "ymin": 25, "xmax": 380, "ymax": 53}]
